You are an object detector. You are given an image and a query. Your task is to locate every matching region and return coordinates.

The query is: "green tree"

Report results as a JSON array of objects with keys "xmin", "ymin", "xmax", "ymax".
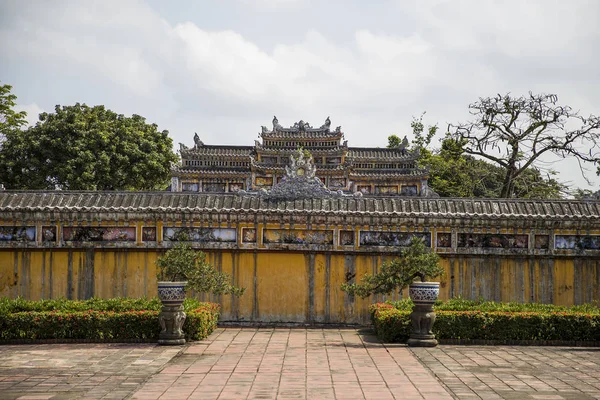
[
  {"xmin": 392, "ymin": 113, "xmax": 566, "ymax": 199},
  {"xmin": 341, "ymin": 237, "xmax": 444, "ymax": 298},
  {"xmin": 0, "ymin": 82, "xmax": 28, "ymax": 142},
  {"xmin": 449, "ymin": 92, "xmax": 600, "ymax": 198},
  {"xmin": 0, "ymin": 103, "xmax": 178, "ymax": 190},
  {"xmin": 387, "ymin": 134, "xmax": 401, "ymax": 148},
  {"xmin": 156, "ymin": 242, "xmax": 245, "ymax": 296}
]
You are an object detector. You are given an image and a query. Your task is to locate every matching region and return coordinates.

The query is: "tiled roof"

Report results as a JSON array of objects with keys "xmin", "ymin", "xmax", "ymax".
[
  {"xmin": 1, "ymin": 192, "xmax": 599, "ymax": 220},
  {"xmin": 348, "ymin": 148, "xmax": 418, "ymax": 160},
  {"xmin": 256, "ymin": 144, "xmax": 348, "ymax": 154},
  {"xmin": 181, "ymin": 146, "xmax": 253, "ymax": 157},
  {"xmin": 350, "ymin": 169, "xmax": 429, "ymax": 178},
  {"xmin": 172, "ymin": 168, "xmax": 250, "ymax": 177},
  {"xmin": 260, "ymin": 130, "xmax": 343, "ymax": 139},
  {"xmin": 250, "ymin": 163, "xmax": 348, "ymax": 172}
]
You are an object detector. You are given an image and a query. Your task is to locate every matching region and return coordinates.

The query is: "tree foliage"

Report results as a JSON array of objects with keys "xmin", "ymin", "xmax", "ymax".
[
  {"xmin": 156, "ymin": 242, "xmax": 245, "ymax": 297},
  {"xmin": 449, "ymin": 92, "xmax": 600, "ymax": 198},
  {"xmin": 397, "ymin": 113, "xmax": 567, "ymax": 199},
  {"xmin": 0, "ymin": 82, "xmax": 27, "ymax": 143},
  {"xmin": 341, "ymin": 237, "xmax": 444, "ymax": 298},
  {"xmin": 0, "ymin": 103, "xmax": 178, "ymax": 190}
]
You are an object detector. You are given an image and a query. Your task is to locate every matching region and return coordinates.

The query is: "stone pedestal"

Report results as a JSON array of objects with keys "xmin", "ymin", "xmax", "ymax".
[
  {"xmin": 407, "ymin": 282, "xmax": 439, "ymax": 347},
  {"xmin": 407, "ymin": 304, "xmax": 438, "ymax": 347},
  {"xmin": 158, "ymin": 305, "xmax": 186, "ymax": 345}
]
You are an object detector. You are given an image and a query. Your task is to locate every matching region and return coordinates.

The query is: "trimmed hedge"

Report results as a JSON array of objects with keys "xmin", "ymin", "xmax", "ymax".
[
  {"xmin": 370, "ymin": 301, "xmax": 600, "ymax": 343},
  {"xmin": 0, "ymin": 297, "xmax": 220, "ymax": 342}
]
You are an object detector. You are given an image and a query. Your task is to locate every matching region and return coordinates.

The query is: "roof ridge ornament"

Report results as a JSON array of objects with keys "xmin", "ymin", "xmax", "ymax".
[
  {"xmin": 258, "ymin": 148, "xmax": 345, "ymax": 200},
  {"xmin": 193, "ymin": 132, "xmax": 204, "ymax": 148}
]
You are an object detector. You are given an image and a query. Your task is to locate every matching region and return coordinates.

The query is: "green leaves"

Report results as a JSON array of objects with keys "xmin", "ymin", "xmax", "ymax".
[
  {"xmin": 370, "ymin": 302, "xmax": 600, "ymax": 343},
  {"xmin": 156, "ymin": 243, "xmax": 246, "ymax": 297},
  {"xmin": 341, "ymin": 237, "xmax": 443, "ymax": 298},
  {"xmin": 0, "ymin": 82, "xmax": 28, "ymax": 137},
  {"xmin": 0, "ymin": 103, "xmax": 178, "ymax": 190},
  {"xmin": 0, "ymin": 298, "xmax": 220, "ymax": 341}
]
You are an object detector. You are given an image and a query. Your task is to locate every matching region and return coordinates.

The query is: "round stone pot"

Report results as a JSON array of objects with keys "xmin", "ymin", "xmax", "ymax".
[
  {"xmin": 157, "ymin": 281, "xmax": 187, "ymax": 345},
  {"xmin": 407, "ymin": 281, "xmax": 440, "ymax": 347}
]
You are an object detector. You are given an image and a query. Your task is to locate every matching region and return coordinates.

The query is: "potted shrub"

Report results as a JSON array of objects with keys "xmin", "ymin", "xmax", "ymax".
[
  {"xmin": 341, "ymin": 236, "xmax": 445, "ymax": 347},
  {"xmin": 156, "ymin": 242, "xmax": 245, "ymax": 345}
]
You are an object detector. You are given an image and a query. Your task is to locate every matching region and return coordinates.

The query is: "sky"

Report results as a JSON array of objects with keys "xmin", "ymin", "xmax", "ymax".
[{"xmin": 1, "ymin": 0, "xmax": 599, "ymax": 192}]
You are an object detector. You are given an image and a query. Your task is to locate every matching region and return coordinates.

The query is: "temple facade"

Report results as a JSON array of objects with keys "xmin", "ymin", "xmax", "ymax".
[{"xmin": 171, "ymin": 116, "xmax": 432, "ymax": 196}]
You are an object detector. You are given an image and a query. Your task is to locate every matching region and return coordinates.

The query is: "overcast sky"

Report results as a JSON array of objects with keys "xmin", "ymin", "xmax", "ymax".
[{"xmin": 1, "ymin": 0, "xmax": 599, "ymax": 191}]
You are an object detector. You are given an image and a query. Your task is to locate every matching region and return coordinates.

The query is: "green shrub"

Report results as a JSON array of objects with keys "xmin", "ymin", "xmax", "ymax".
[
  {"xmin": 0, "ymin": 297, "xmax": 220, "ymax": 342},
  {"xmin": 370, "ymin": 302, "xmax": 600, "ymax": 343}
]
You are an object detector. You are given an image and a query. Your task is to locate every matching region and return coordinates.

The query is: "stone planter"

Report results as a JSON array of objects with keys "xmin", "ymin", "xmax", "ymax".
[
  {"xmin": 157, "ymin": 281, "xmax": 187, "ymax": 345},
  {"xmin": 407, "ymin": 281, "xmax": 440, "ymax": 347}
]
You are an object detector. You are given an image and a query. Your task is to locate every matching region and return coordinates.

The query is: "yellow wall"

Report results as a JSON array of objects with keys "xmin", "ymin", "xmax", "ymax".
[{"xmin": 1, "ymin": 249, "xmax": 598, "ymax": 324}]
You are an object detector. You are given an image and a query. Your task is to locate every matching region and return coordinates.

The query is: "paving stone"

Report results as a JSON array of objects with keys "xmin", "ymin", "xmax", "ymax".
[{"xmin": 411, "ymin": 345, "xmax": 600, "ymax": 400}]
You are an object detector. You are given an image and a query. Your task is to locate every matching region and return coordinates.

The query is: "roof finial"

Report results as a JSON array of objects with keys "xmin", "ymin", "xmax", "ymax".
[{"xmin": 193, "ymin": 132, "xmax": 204, "ymax": 148}]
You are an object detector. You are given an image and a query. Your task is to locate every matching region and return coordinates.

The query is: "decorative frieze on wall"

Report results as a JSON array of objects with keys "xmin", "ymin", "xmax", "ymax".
[
  {"xmin": 340, "ymin": 230, "xmax": 355, "ymax": 246},
  {"xmin": 263, "ymin": 229, "xmax": 334, "ymax": 245},
  {"xmin": 555, "ymin": 235, "xmax": 600, "ymax": 250},
  {"xmin": 400, "ymin": 185, "xmax": 418, "ymax": 196},
  {"xmin": 375, "ymin": 186, "xmax": 398, "ymax": 195},
  {"xmin": 242, "ymin": 228, "xmax": 257, "ymax": 243},
  {"xmin": 63, "ymin": 227, "xmax": 136, "ymax": 242},
  {"xmin": 457, "ymin": 233, "xmax": 528, "ymax": 249},
  {"xmin": 142, "ymin": 227, "xmax": 157, "ymax": 242},
  {"xmin": 0, "ymin": 226, "xmax": 35, "ymax": 241},
  {"xmin": 42, "ymin": 226, "xmax": 57, "ymax": 242},
  {"xmin": 359, "ymin": 231, "xmax": 431, "ymax": 247},
  {"xmin": 534, "ymin": 235, "xmax": 550, "ymax": 249},
  {"xmin": 163, "ymin": 227, "xmax": 236, "ymax": 242},
  {"xmin": 436, "ymin": 233, "xmax": 451, "ymax": 248}
]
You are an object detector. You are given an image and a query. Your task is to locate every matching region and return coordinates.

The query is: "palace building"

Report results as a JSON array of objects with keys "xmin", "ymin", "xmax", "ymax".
[{"xmin": 171, "ymin": 116, "xmax": 435, "ymax": 196}]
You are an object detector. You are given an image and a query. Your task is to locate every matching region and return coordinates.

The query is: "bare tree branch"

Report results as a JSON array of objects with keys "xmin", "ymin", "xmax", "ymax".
[{"xmin": 449, "ymin": 92, "xmax": 600, "ymax": 198}]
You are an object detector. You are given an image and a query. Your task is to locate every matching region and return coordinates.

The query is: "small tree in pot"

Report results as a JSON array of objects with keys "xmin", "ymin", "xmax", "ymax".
[
  {"xmin": 341, "ymin": 236, "xmax": 444, "ymax": 347},
  {"xmin": 156, "ymin": 242, "xmax": 244, "ymax": 345}
]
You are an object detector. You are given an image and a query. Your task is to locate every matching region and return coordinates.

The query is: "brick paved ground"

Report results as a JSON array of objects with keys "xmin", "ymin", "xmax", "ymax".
[
  {"xmin": 1, "ymin": 329, "xmax": 599, "ymax": 400},
  {"xmin": 131, "ymin": 328, "xmax": 450, "ymax": 400},
  {"xmin": 0, "ymin": 343, "xmax": 182, "ymax": 400},
  {"xmin": 411, "ymin": 345, "xmax": 600, "ymax": 400}
]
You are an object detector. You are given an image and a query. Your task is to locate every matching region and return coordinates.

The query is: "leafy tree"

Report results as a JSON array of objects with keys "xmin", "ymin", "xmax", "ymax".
[
  {"xmin": 0, "ymin": 103, "xmax": 178, "ymax": 190},
  {"xmin": 449, "ymin": 92, "xmax": 600, "ymax": 198},
  {"xmin": 387, "ymin": 134, "xmax": 401, "ymax": 148},
  {"xmin": 156, "ymin": 242, "xmax": 245, "ymax": 296},
  {"xmin": 392, "ymin": 113, "xmax": 567, "ymax": 199},
  {"xmin": 341, "ymin": 237, "xmax": 444, "ymax": 298},
  {"xmin": 0, "ymin": 82, "xmax": 27, "ymax": 142}
]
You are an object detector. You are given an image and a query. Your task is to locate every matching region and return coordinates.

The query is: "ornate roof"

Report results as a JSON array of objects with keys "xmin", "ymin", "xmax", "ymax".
[
  {"xmin": 256, "ymin": 149, "xmax": 344, "ymax": 200},
  {"xmin": 259, "ymin": 116, "xmax": 343, "ymax": 139},
  {"xmin": 172, "ymin": 168, "xmax": 250, "ymax": 178},
  {"xmin": 250, "ymin": 159, "xmax": 348, "ymax": 173},
  {"xmin": 255, "ymin": 142, "xmax": 348, "ymax": 155},
  {"xmin": 180, "ymin": 145, "xmax": 253, "ymax": 158},
  {"xmin": 350, "ymin": 169, "xmax": 429, "ymax": 178},
  {"xmin": 2, "ymin": 191, "xmax": 599, "ymax": 221},
  {"xmin": 348, "ymin": 147, "xmax": 418, "ymax": 160}
]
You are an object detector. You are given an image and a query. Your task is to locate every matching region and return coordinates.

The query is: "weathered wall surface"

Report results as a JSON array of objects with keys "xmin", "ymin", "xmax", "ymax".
[
  {"xmin": 1, "ymin": 192, "xmax": 599, "ymax": 324},
  {"xmin": 2, "ymin": 248, "xmax": 599, "ymax": 324}
]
